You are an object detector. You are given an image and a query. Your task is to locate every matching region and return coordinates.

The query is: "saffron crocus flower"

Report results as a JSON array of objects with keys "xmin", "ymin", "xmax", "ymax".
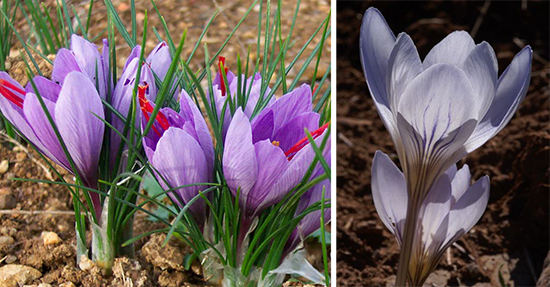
[
  {"xmin": 52, "ymin": 34, "xmax": 110, "ymax": 100},
  {"xmin": 285, "ymin": 141, "xmax": 331, "ymax": 254},
  {"xmin": 210, "ymin": 57, "xmax": 274, "ymax": 136},
  {"xmin": 140, "ymin": 85, "xmax": 214, "ymax": 225},
  {"xmin": 0, "ymin": 71, "xmax": 105, "ymax": 215},
  {"xmin": 223, "ymin": 83, "xmax": 328, "ymax": 221},
  {"xmin": 360, "ymin": 7, "xmax": 532, "ymax": 196},
  {"xmin": 371, "ymin": 151, "xmax": 489, "ymax": 286}
]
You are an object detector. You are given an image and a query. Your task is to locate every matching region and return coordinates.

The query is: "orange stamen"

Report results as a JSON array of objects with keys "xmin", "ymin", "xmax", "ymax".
[
  {"xmin": 218, "ymin": 56, "xmax": 229, "ymax": 96},
  {"xmin": 284, "ymin": 122, "xmax": 329, "ymax": 161},
  {"xmin": 138, "ymin": 83, "xmax": 170, "ymax": 137},
  {"xmin": 0, "ymin": 79, "xmax": 25, "ymax": 108}
]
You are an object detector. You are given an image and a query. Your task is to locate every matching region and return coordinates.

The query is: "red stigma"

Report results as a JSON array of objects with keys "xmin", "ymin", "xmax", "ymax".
[
  {"xmin": 218, "ymin": 56, "xmax": 229, "ymax": 96},
  {"xmin": 138, "ymin": 83, "xmax": 170, "ymax": 137},
  {"xmin": 0, "ymin": 79, "xmax": 25, "ymax": 108},
  {"xmin": 284, "ymin": 122, "xmax": 330, "ymax": 161}
]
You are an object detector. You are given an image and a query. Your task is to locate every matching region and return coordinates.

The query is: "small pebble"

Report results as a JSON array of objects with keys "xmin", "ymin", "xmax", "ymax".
[
  {"xmin": 59, "ymin": 283, "xmax": 76, "ymax": 287},
  {"xmin": 38, "ymin": 283, "xmax": 53, "ymax": 287},
  {"xmin": 78, "ymin": 255, "xmax": 95, "ymax": 271},
  {"xmin": 15, "ymin": 153, "xmax": 26, "ymax": 161},
  {"xmin": 0, "ymin": 236, "xmax": 14, "ymax": 247},
  {"xmin": 41, "ymin": 232, "xmax": 61, "ymax": 246},
  {"xmin": 0, "ymin": 187, "xmax": 16, "ymax": 209},
  {"xmin": 0, "ymin": 160, "xmax": 8, "ymax": 174},
  {"xmin": 0, "ymin": 264, "xmax": 42, "ymax": 287},
  {"xmin": 5, "ymin": 255, "xmax": 17, "ymax": 264}
]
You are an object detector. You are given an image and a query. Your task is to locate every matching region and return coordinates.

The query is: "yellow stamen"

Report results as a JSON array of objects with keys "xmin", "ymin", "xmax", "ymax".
[{"xmin": 272, "ymin": 141, "xmax": 280, "ymax": 147}]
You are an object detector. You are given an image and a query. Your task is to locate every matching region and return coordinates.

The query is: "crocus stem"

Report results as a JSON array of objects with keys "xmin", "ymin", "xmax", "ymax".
[{"xmin": 395, "ymin": 195, "xmax": 420, "ymax": 286}]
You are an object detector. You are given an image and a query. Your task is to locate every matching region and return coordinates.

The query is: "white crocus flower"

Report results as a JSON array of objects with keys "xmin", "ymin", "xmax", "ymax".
[
  {"xmin": 372, "ymin": 151, "xmax": 489, "ymax": 286},
  {"xmin": 360, "ymin": 7, "xmax": 532, "ymax": 286}
]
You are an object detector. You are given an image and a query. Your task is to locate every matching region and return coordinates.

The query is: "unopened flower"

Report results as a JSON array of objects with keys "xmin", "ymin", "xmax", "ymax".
[
  {"xmin": 0, "ymin": 71, "xmax": 105, "ymax": 214},
  {"xmin": 360, "ymin": 7, "xmax": 532, "ymax": 197},
  {"xmin": 371, "ymin": 151, "xmax": 489, "ymax": 286},
  {"xmin": 140, "ymin": 85, "xmax": 214, "ymax": 225}
]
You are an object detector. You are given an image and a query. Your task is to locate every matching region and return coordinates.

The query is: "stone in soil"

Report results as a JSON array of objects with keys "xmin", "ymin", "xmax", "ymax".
[
  {"xmin": 0, "ymin": 264, "xmax": 42, "ymax": 287},
  {"xmin": 41, "ymin": 231, "xmax": 62, "ymax": 246},
  {"xmin": 0, "ymin": 160, "xmax": 8, "ymax": 174},
  {"xmin": 0, "ymin": 187, "xmax": 16, "ymax": 209}
]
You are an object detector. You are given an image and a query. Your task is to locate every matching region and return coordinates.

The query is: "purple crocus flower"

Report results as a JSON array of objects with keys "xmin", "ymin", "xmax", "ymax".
[
  {"xmin": 285, "ymin": 140, "xmax": 331, "ymax": 255},
  {"xmin": 0, "ymin": 71, "xmax": 105, "ymax": 215},
  {"xmin": 52, "ymin": 34, "xmax": 110, "ymax": 100},
  {"xmin": 223, "ymin": 85, "xmax": 329, "ymax": 221},
  {"xmin": 139, "ymin": 85, "xmax": 214, "ymax": 225},
  {"xmin": 371, "ymin": 151, "xmax": 489, "ymax": 286},
  {"xmin": 210, "ymin": 57, "xmax": 274, "ymax": 137}
]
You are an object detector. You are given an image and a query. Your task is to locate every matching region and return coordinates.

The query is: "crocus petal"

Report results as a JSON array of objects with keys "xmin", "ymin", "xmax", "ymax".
[
  {"xmin": 360, "ymin": 7, "xmax": 398, "ymax": 139},
  {"xmin": 387, "ymin": 32, "xmax": 423, "ymax": 113},
  {"xmin": 152, "ymin": 127, "xmax": 208, "ymax": 221},
  {"xmin": 272, "ymin": 112, "xmax": 320, "ymax": 151},
  {"xmin": 269, "ymin": 84, "xmax": 312, "ymax": 129},
  {"xmin": 251, "ymin": 109, "xmax": 274, "ymax": 143},
  {"xmin": 25, "ymin": 76, "xmax": 61, "ymax": 102},
  {"xmin": 70, "ymin": 34, "xmax": 106, "ymax": 99},
  {"xmin": 423, "ymin": 31, "xmax": 476, "ymax": 69},
  {"xmin": 397, "ymin": 64, "xmax": 479, "ymax": 142},
  {"xmin": 55, "ymin": 72, "xmax": 104, "ymax": 188},
  {"xmin": 51, "ymin": 49, "xmax": 81, "ymax": 85},
  {"xmin": 443, "ymin": 175, "xmax": 490, "ymax": 247},
  {"xmin": 179, "ymin": 89, "xmax": 214, "ymax": 173},
  {"xmin": 419, "ymin": 173, "xmax": 452, "ymax": 248},
  {"xmin": 124, "ymin": 46, "xmax": 142, "ymax": 70},
  {"xmin": 371, "ymin": 150, "xmax": 407, "ymax": 241},
  {"xmin": 146, "ymin": 42, "xmax": 171, "ymax": 82},
  {"xmin": 23, "ymin": 93, "xmax": 69, "ymax": 170},
  {"xmin": 461, "ymin": 42, "xmax": 498, "ymax": 119},
  {"xmin": 263, "ymin": 132, "xmax": 330, "ymax": 212},
  {"xmin": 464, "ymin": 46, "xmax": 532, "ymax": 152},
  {"xmin": 449, "ymin": 164, "xmax": 471, "ymax": 205},
  {"xmin": 223, "ymin": 109, "xmax": 258, "ymax": 202},
  {"xmin": 246, "ymin": 139, "xmax": 289, "ymax": 213}
]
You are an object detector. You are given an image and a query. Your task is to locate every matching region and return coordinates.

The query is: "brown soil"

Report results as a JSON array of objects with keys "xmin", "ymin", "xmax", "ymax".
[
  {"xmin": 0, "ymin": 0, "xmax": 330, "ymax": 286},
  {"xmin": 336, "ymin": 1, "xmax": 549, "ymax": 286}
]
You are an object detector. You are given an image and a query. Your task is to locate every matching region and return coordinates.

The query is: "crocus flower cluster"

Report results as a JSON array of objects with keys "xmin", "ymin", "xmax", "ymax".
[{"xmin": 360, "ymin": 7, "xmax": 531, "ymax": 286}]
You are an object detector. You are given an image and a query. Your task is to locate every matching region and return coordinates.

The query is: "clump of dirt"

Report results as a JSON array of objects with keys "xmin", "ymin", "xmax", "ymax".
[{"xmin": 336, "ymin": 1, "xmax": 549, "ymax": 286}]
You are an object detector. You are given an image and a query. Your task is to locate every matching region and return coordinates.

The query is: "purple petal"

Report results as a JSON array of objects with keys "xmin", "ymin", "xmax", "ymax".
[
  {"xmin": 360, "ymin": 8, "xmax": 397, "ymax": 139},
  {"xmin": 70, "ymin": 34, "xmax": 106, "ymax": 99},
  {"xmin": 269, "ymin": 84, "xmax": 312, "ymax": 129},
  {"xmin": 250, "ymin": 109, "xmax": 274, "ymax": 143},
  {"xmin": 23, "ymin": 93, "xmax": 70, "ymax": 170},
  {"xmin": 223, "ymin": 108, "xmax": 258, "ymax": 203},
  {"xmin": 55, "ymin": 72, "xmax": 104, "ymax": 188},
  {"xmin": 461, "ymin": 42, "xmax": 498, "ymax": 119},
  {"xmin": 152, "ymin": 127, "xmax": 208, "ymax": 222},
  {"xmin": 25, "ymin": 76, "xmax": 61, "ymax": 102},
  {"xmin": 443, "ymin": 175, "xmax": 490, "ymax": 247},
  {"xmin": 371, "ymin": 150, "xmax": 407, "ymax": 241},
  {"xmin": 51, "ymin": 49, "xmax": 81, "ymax": 85},
  {"xmin": 387, "ymin": 33, "xmax": 423, "ymax": 113},
  {"xmin": 246, "ymin": 139, "xmax": 289, "ymax": 213},
  {"xmin": 423, "ymin": 31, "xmax": 476, "ymax": 69},
  {"xmin": 272, "ymin": 112, "xmax": 320, "ymax": 151},
  {"xmin": 464, "ymin": 46, "xmax": 532, "ymax": 152},
  {"xmin": 146, "ymin": 42, "xmax": 171, "ymax": 82}
]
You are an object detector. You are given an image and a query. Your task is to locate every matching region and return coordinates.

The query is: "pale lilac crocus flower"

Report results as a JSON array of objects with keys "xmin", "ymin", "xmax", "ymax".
[
  {"xmin": 139, "ymin": 85, "xmax": 214, "ymax": 226},
  {"xmin": 0, "ymin": 71, "xmax": 105, "ymax": 215},
  {"xmin": 371, "ymin": 151, "xmax": 489, "ymax": 286},
  {"xmin": 361, "ymin": 7, "xmax": 531, "ymax": 285},
  {"xmin": 211, "ymin": 56, "xmax": 274, "ymax": 137},
  {"xmin": 361, "ymin": 8, "xmax": 532, "ymax": 196}
]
